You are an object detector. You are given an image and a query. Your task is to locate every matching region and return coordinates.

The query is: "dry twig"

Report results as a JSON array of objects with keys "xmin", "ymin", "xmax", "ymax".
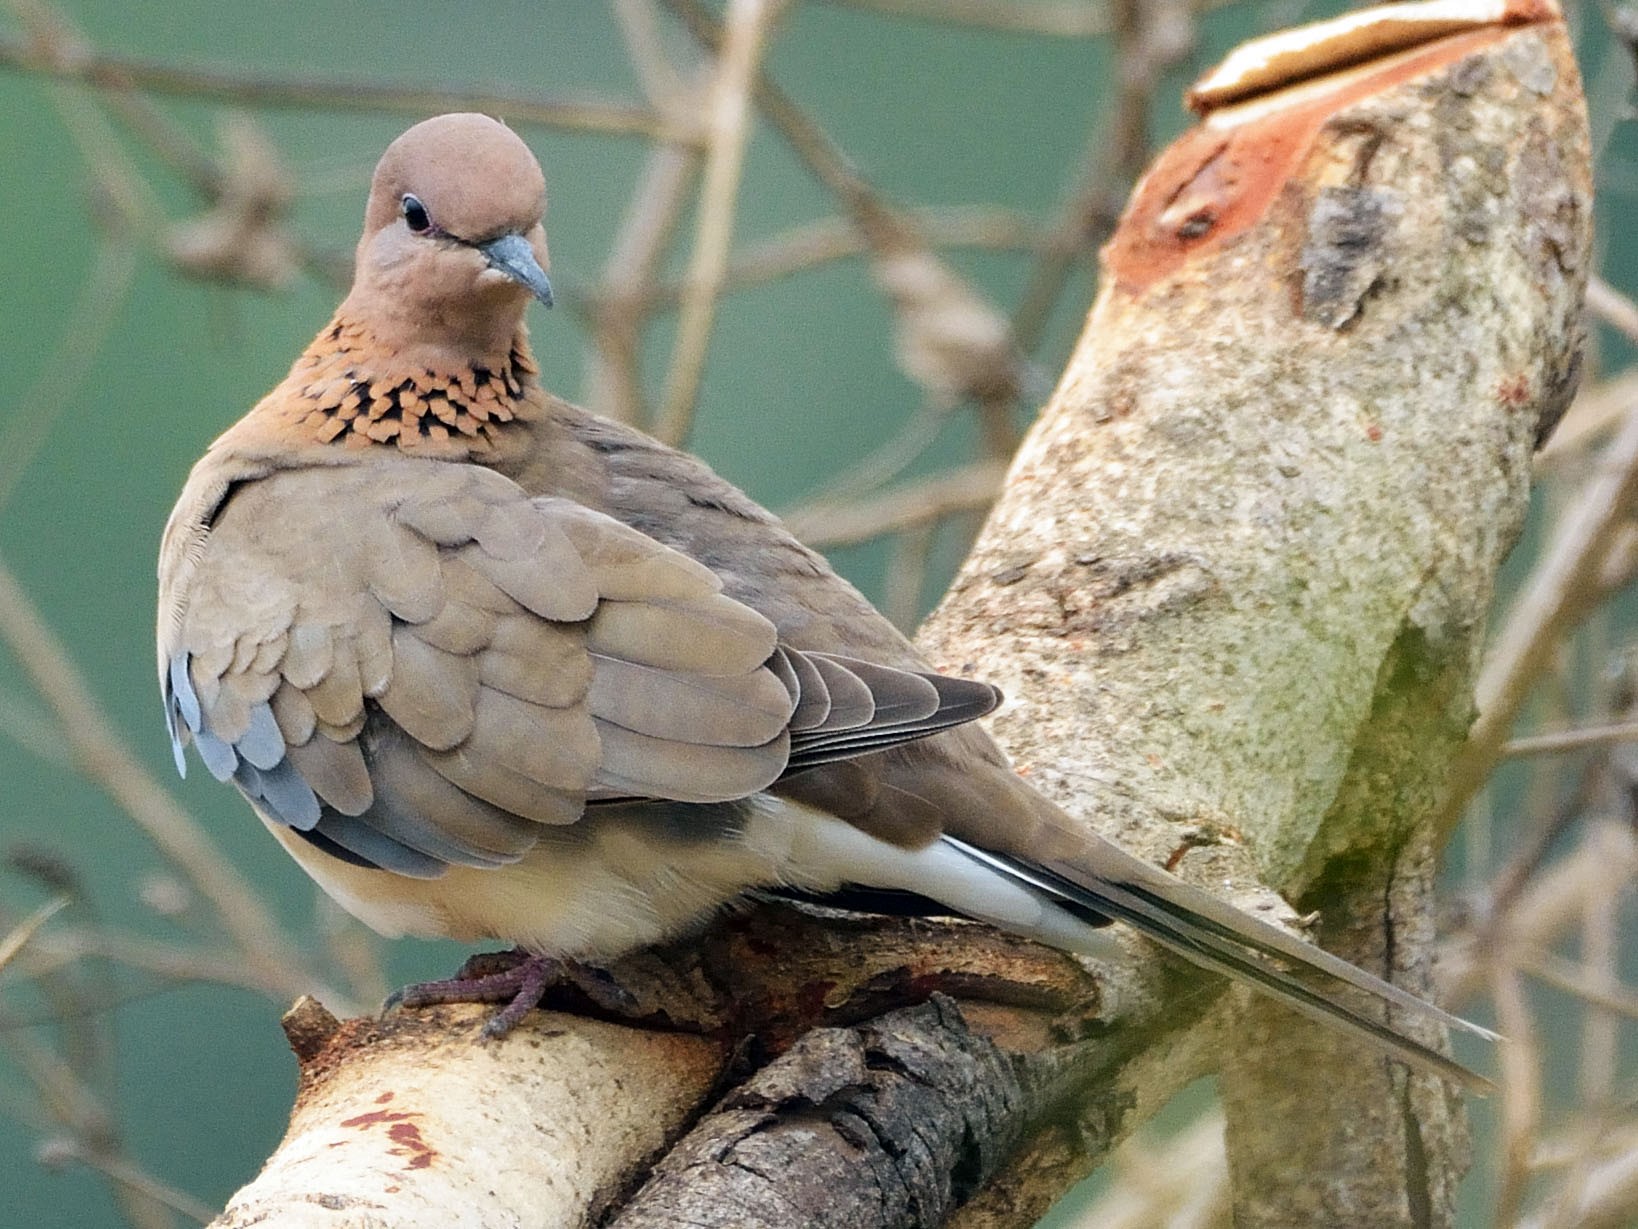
[
  {"xmin": 0, "ymin": 32, "xmax": 679, "ymax": 140},
  {"xmin": 0, "ymin": 558, "xmax": 350, "ymax": 1010},
  {"xmin": 654, "ymin": 0, "xmax": 778, "ymax": 444}
]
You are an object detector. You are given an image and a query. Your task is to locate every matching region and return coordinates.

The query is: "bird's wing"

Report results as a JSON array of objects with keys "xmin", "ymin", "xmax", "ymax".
[{"xmin": 157, "ymin": 453, "xmax": 999, "ymax": 878}]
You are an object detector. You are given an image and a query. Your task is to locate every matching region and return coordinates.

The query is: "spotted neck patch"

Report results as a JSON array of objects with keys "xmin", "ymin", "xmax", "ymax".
[{"xmin": 284, "ymin": 317, "xmax": 539, "ymax": 452}]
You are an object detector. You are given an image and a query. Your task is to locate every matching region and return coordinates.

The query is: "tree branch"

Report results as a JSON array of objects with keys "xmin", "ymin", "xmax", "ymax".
[
  {"xmin": 0, "ymin": 26, "xmax": 678, "ymax": 140},
  {"xmin": 205, "ymin": 2, "xmax": 1591, "ymax": 1225}
]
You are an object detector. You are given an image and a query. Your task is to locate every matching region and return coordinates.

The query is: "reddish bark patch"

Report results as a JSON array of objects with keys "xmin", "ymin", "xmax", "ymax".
[
  {"xmin": 387, "ymin": 1121, "xmax": 438, "ymax": 1171},
  {"xmin": 338, "ymin": 1109, "xmax": 416, "ymax": 1129},
  {"xmin": 336, "ymin": 1107, "xmax": 439, "ymax": 1171},
  {"xmin": 1105, "ymin": 25, "xmax": 1526, "ymax": 293},
  {"xmin": 1496, "ymin": 373, "xmax": 1533, "ymax": 406}
]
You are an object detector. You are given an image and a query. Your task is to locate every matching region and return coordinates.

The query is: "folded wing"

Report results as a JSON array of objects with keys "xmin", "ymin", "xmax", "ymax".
[{"xmin": 157, "ymin": 455, "xmax": 1000, "ymax": 878}]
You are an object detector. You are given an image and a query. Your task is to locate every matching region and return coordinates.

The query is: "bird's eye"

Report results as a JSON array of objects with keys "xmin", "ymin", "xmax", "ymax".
[{"xmin": 401, "ymin": 194, "xmax": 431, "ymax": 234}]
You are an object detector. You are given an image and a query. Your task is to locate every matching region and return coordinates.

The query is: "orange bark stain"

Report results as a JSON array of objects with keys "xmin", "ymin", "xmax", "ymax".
[
  {"xmin": 336, "ymin": 1106, "xmax": 440, "ymax": 1172},
  {"xmin": 1496, "ymin": 374, "xmax": 1532, "ymax": 406},
  {"xmin": 387, "ymin": 1121, "xmax": 438, "ymax": 1171},
  {"xmin": 1104, "ymin": 23, "xmax": 1540, "ymax": 293}
]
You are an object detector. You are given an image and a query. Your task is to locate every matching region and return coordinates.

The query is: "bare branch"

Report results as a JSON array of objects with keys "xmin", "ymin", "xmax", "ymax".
[
  {"xmin": 581, "ymin": 144, "xmax": 701, "ymax": 426},
  {"xmin": 816, "ymin": 0, "xmax": 1114, "ymax": 37},
  {"xmin": 663, "ymin": 0, "xmax": 1028, "ymax": 439},
  {"xmin": 1589, "ymin": 273, "xmax": 1638, "ymax": 344},
  {"xmin": 37, "ymin": 1136, "xmax": 214, "ymax": 1225},
  {"xmin": 1011, "ymin": 0, "xmax": 1196, "ymax": 352},
  {"xmin": 0, "ymin": 558, "xmax": 349, "ymax": 1010},
  {"xmin": 0, "ymin": 895, "xmax": 67, "ymax": 971},
  {"xmin": 784, "ymin": 460, "xmax": 1006, "ymax": 548},
  {"xmin": 0, "ymin": 33, "xmax": 680, "ymax": 140},
  {"xmin": 1537, "ymin": 368, "xmax": 1638, "ymax": 466},
  {"xmin": 1066, "ymin": 1108, "xmax": 1230, "ymax": 1229},
  {"xmin": 815, "ymin": 0, "xmax": 1243, "ymax": 37},
  {"xmin": 654, "ymin": 0, "xmax": 778, "ymax": 445},
  {"xmin": 1438, "ymin": 402, "xmax": 1638, "ymax": 835},
  {"xmin": 1503, "ymin": 718, "xmax": 1638, "ymax": 756}
]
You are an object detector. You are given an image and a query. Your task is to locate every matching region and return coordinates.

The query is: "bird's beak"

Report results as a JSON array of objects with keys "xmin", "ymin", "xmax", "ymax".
[{"xmin": 478, "ymin": 233, "xmax": 554, "ymax": 308}]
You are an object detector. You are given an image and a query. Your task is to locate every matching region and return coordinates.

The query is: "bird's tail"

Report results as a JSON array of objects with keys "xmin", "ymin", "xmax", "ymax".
[{"xmin": 941, "ymin": 835, "xmax": 1495, "ymax": 1092}]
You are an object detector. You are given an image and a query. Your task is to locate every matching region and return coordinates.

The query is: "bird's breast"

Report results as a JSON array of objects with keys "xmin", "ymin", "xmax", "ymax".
[{"xmin": 262, "ymin": 795, "xmax": 846, "ymax": 959}]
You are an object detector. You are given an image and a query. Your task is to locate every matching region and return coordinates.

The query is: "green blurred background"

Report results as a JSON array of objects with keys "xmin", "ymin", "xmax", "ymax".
[{"xmin": 0, "ymin": 2, "xmax": 1633, "ymax": 1226}]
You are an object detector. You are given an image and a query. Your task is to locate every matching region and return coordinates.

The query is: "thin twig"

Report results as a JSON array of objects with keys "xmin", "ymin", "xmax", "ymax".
[
  {"xmin": 15, "ymin": 927, "xmax": 337, "ymax": 1003},
  {"xmin": 1009, "ymin": 128, "xmax": 1117, "ymax": 355},
  {"xmin": 783, "ymin": 460, "xmax": 1007, "ymax": 547},
  {"xmin": 785, "ymin": 402, "xmax": 953, "ymax": 510},
  {"xmin": 1493, "ymin": 964, "xmax": 1543, "ymax": 1224},
  {"xmin": 615, "ymin": 0, "xmax": 694, "ymax": 109},
  {"xmin": 0, "ymin": 556, "xmax": 341, "ymax": 1008},
  {"xmin": 40, "ymin": 1136, "xmax": 215, "ymax": 1225},
  {"xmin": 1447, "ymin": 819, "xmax": 1638, "ymax": 1038},
  {"xmin": 315, "ymin": 897, "xmax": 389, "ymax": 1011},
  {"xmin": 1537, "ymin": 368, "xmax": 1638, "ymax": 467},
  {"xmin": 1012, "ymin": 0, "xmax": 1196, "ymax": 352},
  {"xmin": 664, "ymin": 0, "xmax": 1027, "ymax": 447},
  {"xmin": 0, "ymin": 33, "xmax": 682, "ymax": 141},
  {"xmin": 731, "ymin": 207, "xmax": 1041, "ymax": 294},
  {"xmin": 1071, "ymin": 1107, "xmax": 1229, "ymax": 1228},
  {"xmin": 0, "ymin": 688, "xmax": 72, "ymax": 765},
  {"xmin": 816, "ymin": 0, "xmax": 1244, "ymax": 38},
  {"xmin": 1589, "ymin": 274, "xmax": 1638, "ymax": 344},
  {"xmin": 626, "ymin": 205, "xmax": 1044, "ymax": 312},
  {"xmin": 654, "ymin": 0, "xmax": 777, "ymax": 445},
  {"xmin": 0, "ymin": 895, "xmax": 68, "ymax": 971},
  {"xmin": 1503, "ymin": 719, "xmax": 1638, "ymax": 756},
  {"xmin": 7, "ymin": 0, "xmax": 351, "ymax": 293},
  {"xmin": 1520, "ymin": 950, "xmax": 1638, "ymax": 1021},
  {"xmin": 1517, "ymin": 1135, "xmax": 1638, "ymax": 1228},
  {"xmin": 662, "ymin": 0, "xmax": 871, "ymax": 207},
  {"xmin": 1530, "ymin": 1122, "xmax": 1638, "ymax": 1175},
  {"xmin": 4, "ymin": 1033, "xmax": 107, "ymax": 1158},
  {"xmin": 1579, "ymin": 826, "xmax": 1625, "ymax": 1103},
  {"xmin": 4, "ymin": 1030, "xmax": 178, "ymax": 1229},
  {"xmin": 583, "ymin": 142, "xmax": 702, "ymax": 424},
  {"xmin": 582, "ymin": 7, "xmax": 704, "ymax": 424},
  {"xmin": 6, "ymin": 0, "xmax": 218, "ymax": 193},
  {"xmin": 2, "ymin": 852, "xmax": 119, "ymax": 1132},
  {"xmin": 817, "ymin": 0, "xmax": 1112, "ymax": 36},
  {"xmin": 882, "ymin": 521, "xmax": 938, "ymax": 631},
  {"xmin": 1437, "ymin": 399, "xmax": 1638, "ymax": 836},
  {"xmin": 0, "ymin": 239, "xmax": 138, "ymax": 514}
]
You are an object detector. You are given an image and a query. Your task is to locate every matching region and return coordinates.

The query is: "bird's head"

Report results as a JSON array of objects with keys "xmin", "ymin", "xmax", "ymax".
[{"xmin": 343, "ymin": 113, "xmax": 552, "ymax": 366}]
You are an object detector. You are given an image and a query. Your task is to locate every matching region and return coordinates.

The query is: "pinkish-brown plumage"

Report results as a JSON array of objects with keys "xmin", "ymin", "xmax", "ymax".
[{"xmin": 157, "ymin": 112, "xmax": 1489, "ymax": 1084}]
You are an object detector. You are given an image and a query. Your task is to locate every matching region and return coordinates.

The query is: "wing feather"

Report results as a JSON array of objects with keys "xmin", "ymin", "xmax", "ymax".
[{"xmin": 158, "ymin": 454, "xmax": 1002, "ymax": 887}]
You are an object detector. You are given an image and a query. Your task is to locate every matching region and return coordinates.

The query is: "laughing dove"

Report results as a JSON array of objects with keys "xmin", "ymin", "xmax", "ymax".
[{"xmin": 157, "ymin": 113, "xmax": 1488, "ymax": 1085}]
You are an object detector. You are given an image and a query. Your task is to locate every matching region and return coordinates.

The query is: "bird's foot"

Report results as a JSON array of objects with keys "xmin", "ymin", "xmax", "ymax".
[{"xmin": 388, "ymin": 948, "xmax": 640, "ymax": 1039}]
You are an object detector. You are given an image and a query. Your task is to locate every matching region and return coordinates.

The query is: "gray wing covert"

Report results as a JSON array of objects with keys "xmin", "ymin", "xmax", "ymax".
[{"xmin": 158, "ymin": 457, "xmax": 798, "ymax": 877}]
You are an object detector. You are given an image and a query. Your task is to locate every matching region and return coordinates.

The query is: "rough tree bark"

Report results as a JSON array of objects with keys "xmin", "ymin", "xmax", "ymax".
[{"xmin": 210, "ymin": 1, "xmax": 1591, "ymax": 1225}]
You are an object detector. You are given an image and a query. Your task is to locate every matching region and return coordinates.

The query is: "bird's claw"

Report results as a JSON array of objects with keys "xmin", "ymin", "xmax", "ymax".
[{"xmin": 389, "ymin": 949, "xmax": 641, "ymax": 1039}]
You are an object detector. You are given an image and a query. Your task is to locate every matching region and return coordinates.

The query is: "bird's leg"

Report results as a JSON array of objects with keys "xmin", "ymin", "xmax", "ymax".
[
  {"xmin": 389, "ymin": 948, "xmax": 640, "ymax": 1039},
  {"xmin": 388, "ymin": 948, "xmax": 550, "ymax": 1038}
]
